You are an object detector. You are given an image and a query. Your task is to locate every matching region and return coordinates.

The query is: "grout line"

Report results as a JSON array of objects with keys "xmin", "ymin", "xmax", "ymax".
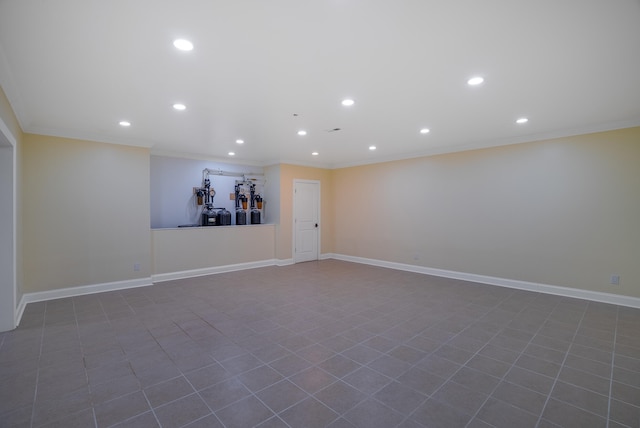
[
  {"xmin": 606, "ymin": 306, "xmax": 620, "ymax": 428},
  {"xmin": 534, "ymin": 302, "xmax": 598, "ymax": 427},
  {"xmin": 8, "ymin": 262, "xmax": 638, "ymax": 428},
  {"xmin": 397, "ymin": 288, "xmax": 544, "ymax": 426},
  {"xmin": 29, "ymin": 301, "xmax": 47, "ymax": 428},
  {"xmin": 464, "ymin": 296, "xmax": 569, "ymax": 427}
]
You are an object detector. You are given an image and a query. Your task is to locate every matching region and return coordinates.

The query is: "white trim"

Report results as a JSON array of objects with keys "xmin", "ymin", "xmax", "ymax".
[
  {"xmin": 0, "ymin": 116, "xmax": 18, "ymax": 332},
  {"xmin": 152, "ymin": 259, "xmax": 277, "ymax": 283},
  {"xmin": 15, "ymin": 254, "xmax": 640, "ymax": 329},
  {"xmin": 15, "ymin": 277, "xmax": 153, "ymax": 325},
  {"xmin": 328, "ymin": 253, "xmax": 640, "ymax": 309},
  {"xmin": 15, "ymin": 296, "xmax": 27, "ymax": 327}
]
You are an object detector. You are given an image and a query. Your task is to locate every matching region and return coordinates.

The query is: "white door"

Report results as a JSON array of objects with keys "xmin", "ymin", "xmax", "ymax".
[{"xmin": 293, "ymin": 180, "xmax": 320, "ymax": 263}]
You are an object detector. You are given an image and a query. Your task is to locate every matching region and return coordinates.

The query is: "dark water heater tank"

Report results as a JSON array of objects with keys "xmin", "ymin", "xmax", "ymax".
[
  {"xmin": 216, "ymin": 208, "xmax": 232, "ymax": 226},
  {"xmin": 236, "ymin": 209, "xmax": 247, "ymax": 225},
  {"xmin": 201, "ymin": 209, "xmax": 217, "ymax": 226},
  {"xmin": 250, "ymin": 209, "xmax": 261, "ymax": 224}
]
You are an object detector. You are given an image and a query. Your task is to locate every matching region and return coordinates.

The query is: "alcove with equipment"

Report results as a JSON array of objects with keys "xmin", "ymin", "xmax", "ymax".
[
  {"xmin": 193, "ymin": 168, "xmax": 266, "ymax": 227},
  {"xmin": 150, "ymin": 155, "xmax": 276, "ymax": 230}
]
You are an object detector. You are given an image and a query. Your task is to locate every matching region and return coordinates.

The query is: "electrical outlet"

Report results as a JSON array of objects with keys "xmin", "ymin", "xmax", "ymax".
[
  {"xmin": 610, "ymin": 274, "xmax": 620, "ymax": 285},
  {"xmin": 134, "ymin": 263, "xmax": 141, "ymax": 272}
]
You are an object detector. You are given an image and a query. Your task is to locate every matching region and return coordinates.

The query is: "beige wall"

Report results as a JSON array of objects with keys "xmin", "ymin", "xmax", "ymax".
[
  {"xmin": 152, "ymin": 225, "xmax": 275, "ymax": 275},
  {"xmin": 333, "ymin": 127, "xmax": 640, "ymax": 297},
  {"xmin": 276, "ymin": 164, "xmax": 334, "ymax": 260},
  {"xmin": 9, "ymin": 105, "xmax": 640, "ymax": 302},
  {"xmin": 22, "ymin": 134, "xmax": 151, "ymax": 292}
]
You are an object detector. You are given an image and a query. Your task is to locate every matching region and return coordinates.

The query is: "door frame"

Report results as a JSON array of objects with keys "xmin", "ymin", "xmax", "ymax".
[
  {"xmin": 0, "ymin": 117, "xmax": 17, "ymax": 332},
  {"xmin": 292, "ymin": 179, "xmax": 321, "ymax": 263}
]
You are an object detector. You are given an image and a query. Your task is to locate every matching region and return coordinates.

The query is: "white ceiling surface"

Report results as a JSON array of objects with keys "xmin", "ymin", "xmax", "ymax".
[{"xmin": 1, "ymin": 1, "xmax": 639, "ymax": 168}]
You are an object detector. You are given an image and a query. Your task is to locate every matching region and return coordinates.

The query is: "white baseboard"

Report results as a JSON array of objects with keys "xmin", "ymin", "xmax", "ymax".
[
  {"xmin": 15, "ymin": 255, "xmax": 640, "ymax": 328},
  {"xmin": 327, "ymin": 253, "xmax": 640, "ymax": 309},
  {"xmin": 152, "ymin": 259, "xmax": 279, "ymax": 283},
  {"xmin": 15, "ymin": 297, "xmax": 27, "ymax": 328},
  {"xmin": 16, "ymin": 277, "xmax": 153, "ymax": 325}
]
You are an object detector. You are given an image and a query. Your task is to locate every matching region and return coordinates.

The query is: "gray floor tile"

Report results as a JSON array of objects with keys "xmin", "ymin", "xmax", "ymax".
[
  {"xmin": 37, "ymin": 408, "xmax": 97, "ymax": 428},
  {"xmin": 182, "ymin": 414, "xmax": 224, "ymax": 428},
  {"xmin": 154, "ymin": 393, "xmax": 211, "ymax": 428},
  {"xmin": 143, "ymin": 375, "xmax": 195, "ymax": 408},
  {"xmin": 367, "ymin": 354, "xmax": 412, "ymax": 379},
  {"xmin": 32, "ymin": 386, "xmax": 93, "ymax": 427},
  {"xmin": 269, "ymin": 353, "xmax": 313, "ymax": 377},
  {"xmin": 449, "ymin": 366, "xmax": 500, "ymax": 395},
  {"xmin": 542, "ymin": 397, "xmax": 607, "ymax": 428},
  {"xmin": 280, "ymin": 397, "xmax": 340, "ymax": 428},
  {"xmin": 183, "ymin": 362, "xmax": 231, "ymax": 391},
  {"xmin": 343, "ymin": 398, "xmax": 405, "ymax": 428},
  {"xmin": 411, "ymin": 398, "xmax": 473, "ymax": 428},
  {"xmin": 256, "ymin": 379, "xmax": 310, "ymax": 413},
  {"xmin": 296, "ymin": 343, "xmax": 337, "ymax": 364},
  {"xmin": 396, "ymin": 366, "xmax": 447, "ymax": 395},
  {"xmin": 609, "ymin": 398, "xmax": 640, "ymax": 428},
  {"xmin": 318, "ymin": 354, "xmax": 361, "ymax": 378},
  {"xmin": 314, "ymin": 380, "xmax": 367, "ymax": 415},
  {"xmin": 94, "ymin": 391, "xmax": 150, "ymax": 428},
  {"xmin": 431, "ymin": 381, "xmax": 489, "ymax": 416},
  {"xmin": 551, "ymin": 380, "xmax": 609, "ymax": 417},
  {"xmin": 342, "ymin": 366, "xmax": 393, "ymax": 396},
  {"xmin": 491, "ymin": 380, "xmax": 547, "ymax": 415},
  {"xmin": 198, "ymin": 376, "xmax": 251, "ymax": 411},
  {"xmin": 478, "ymin": 397, "xmax": 539, "ymax": 428},
  {"xmin": 90, "ymin": 373, "xmax": 141, "ymax": 405},
  {"xmin": 111, "ymin": 411, "xmax": 160, "ymax": 428},
  {"xmin": 237, "ymin": 364, "xmax": 284, "ymax": 392},
  {"xmin": 216, "ymin": 396, "xmax": 274, "ymax": 428},
  {"xmin": 373, "ymin": 381, "xmax": 427, "ymax": 414},
  {"xmin": 289, "ymin": 366, "xmax": 338, "ymax": 394},
  {"xmin": 3, "ymin": 260, "xmax": 639, "ymax": 427},
  {"xmin": 558, "ymin": 365, "xmax": 611, "ymax": 396}
]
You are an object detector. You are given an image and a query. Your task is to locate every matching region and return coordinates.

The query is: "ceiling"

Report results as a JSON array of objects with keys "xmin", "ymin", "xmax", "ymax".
[{"xmin": 1, "ymin": 0, "xmax": 639, "ymax": 168}]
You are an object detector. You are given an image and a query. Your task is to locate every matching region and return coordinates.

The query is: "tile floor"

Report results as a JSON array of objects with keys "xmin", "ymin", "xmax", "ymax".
[{"xmin": 1, "ymin": 260, "xmax": 640, "ymax": 428}]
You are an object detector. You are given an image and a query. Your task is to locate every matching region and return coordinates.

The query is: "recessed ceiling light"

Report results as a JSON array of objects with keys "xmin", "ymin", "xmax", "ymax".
[
  {"xmin": 516, "ymin": 117, "xmax": 529, "ymax": 124},
  {"xmin": 467, "ymin": 76, "xmax": 484, "ymax": 86},
  {"xmin": 173, "ymin": 103, "xmax": 186, "ymax": 111},
  {"xmin": 228, "ymin": 151, "xmax": 235, "ymax": 156},
  {"xmin": 119, "ymin": 121, "xmax": 131, "ymax": 127},
  {"xmin": 173, "ymin": 39, "xmax": 194, "ymax": 51},
  {"xmin": 311, "ymin": 152, "xmax": 319, "ymax": 156},
  {"xmin": 369, "ymin": 145, "xmax": 376, "ymax": 151},
  {"xmin": 236, "ymin": 139, "xmax": 244, "ymax": 144},
  {"xmin": 420, "ymin": 128, "xmax": 430, "ymax": 134},
  {"xmin": 341, "ymin": 98, "xmax": 355, "ymax": 107},
  {"xmin": 297, "ymin": 130, "xmax": 307, "ymax": 136}
]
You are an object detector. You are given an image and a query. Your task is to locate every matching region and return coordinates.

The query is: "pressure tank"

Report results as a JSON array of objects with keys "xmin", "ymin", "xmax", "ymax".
[
  {"xmin": 236, "ymin": 209, "xmax": 247, "ymax": 225},
  {"xmin": 216, "ymin": 208, "xmax": 232, "ymax": 226},
  {"xmin": 250, "ymin": 209, "xmax": 261, "ymax": 224},
  {"xmin": 201, "ymin": 207, "xmax": 217, "ymax": 226}
]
